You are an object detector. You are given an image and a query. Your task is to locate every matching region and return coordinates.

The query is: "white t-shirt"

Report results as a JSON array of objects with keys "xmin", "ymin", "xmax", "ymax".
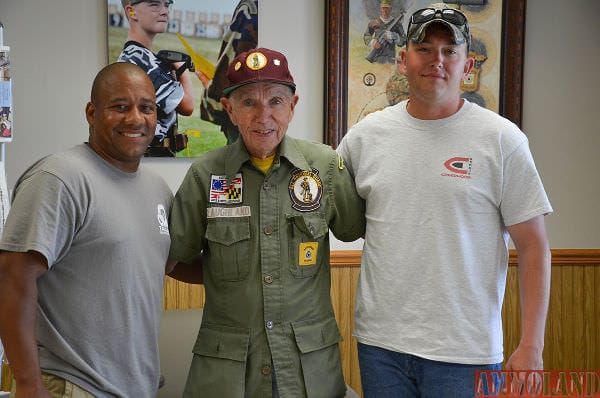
[{"xmin": 338, "ymin": 100, "xmax": 552, "ymax": 364}]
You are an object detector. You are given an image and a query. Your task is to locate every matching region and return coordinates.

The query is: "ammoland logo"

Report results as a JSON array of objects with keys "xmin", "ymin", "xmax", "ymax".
[{"xmin": 474, "ymin": 370, "xmax": 600, "ymax": 397}]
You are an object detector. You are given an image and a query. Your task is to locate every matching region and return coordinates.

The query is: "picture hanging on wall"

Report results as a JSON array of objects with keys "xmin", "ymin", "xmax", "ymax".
[
  {"xmin": 325, "ymin": 0, "xmax": 525, "ymax": 147},
  {"xmin": 107, "ymin": 0, "xmax": 258, "ymax": 157}
]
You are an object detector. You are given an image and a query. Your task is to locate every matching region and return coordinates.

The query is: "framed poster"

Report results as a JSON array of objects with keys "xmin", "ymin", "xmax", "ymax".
[
  {"xmin": 107, "ymin": 0, "xmax": 258, "ymax": 157},
  {"xmin": 325, "ymin": 0, "xmax": 525, "ymax": 147}
]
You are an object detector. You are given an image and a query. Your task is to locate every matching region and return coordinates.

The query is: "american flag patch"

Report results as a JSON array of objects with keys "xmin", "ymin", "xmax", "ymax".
[{"xmin": 209, "ymin": 173, "xmax": 243, "ymax": 204}]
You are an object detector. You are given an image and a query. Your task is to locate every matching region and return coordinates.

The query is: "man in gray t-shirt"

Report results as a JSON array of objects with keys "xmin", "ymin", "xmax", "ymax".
[{"xmin": 0, "ymin": 63, "xmax": 173, "ymax": 397}]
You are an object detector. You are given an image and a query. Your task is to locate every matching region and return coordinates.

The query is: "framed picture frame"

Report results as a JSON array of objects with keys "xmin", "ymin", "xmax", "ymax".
[
  {"xmin": 107, "ymin": 0, "xmax": 258, "ymax": 157},
  {"xmin": 324, "ymin": 0, "xmax": 526, "ymax": 147}
]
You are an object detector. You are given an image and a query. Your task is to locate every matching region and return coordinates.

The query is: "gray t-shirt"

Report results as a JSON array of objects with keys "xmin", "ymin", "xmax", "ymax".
[{"xmin": 0, "ymin": 144, "xmax": 173, "ymax": 397}]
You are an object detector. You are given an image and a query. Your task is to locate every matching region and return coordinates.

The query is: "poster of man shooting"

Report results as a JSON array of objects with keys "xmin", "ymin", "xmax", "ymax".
[{"xmin": 107, "ymin": 0, "xmax": 258, "ymax": 157}]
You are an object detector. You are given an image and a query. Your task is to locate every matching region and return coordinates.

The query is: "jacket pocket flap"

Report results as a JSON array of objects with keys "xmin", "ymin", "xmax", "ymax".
[
  {"xmin": 192, "ymin": 324, "xmax": 250, "ymax": 362},
  {"xmin": 291, "ymin": 317, "xmax": 342, "ymax": 354},
  {"xmin": 206, "ymin": 218, "xmax": 251, "ymax": 246}
]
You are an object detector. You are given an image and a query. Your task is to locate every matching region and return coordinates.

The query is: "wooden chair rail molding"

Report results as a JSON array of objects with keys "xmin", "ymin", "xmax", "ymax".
[{"xmin": 164, "ymin": 249, "xmax": 600, "ymax": 397}]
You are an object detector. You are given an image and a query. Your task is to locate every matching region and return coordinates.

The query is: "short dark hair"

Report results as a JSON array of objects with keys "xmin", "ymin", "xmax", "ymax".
[{"xmin": 90, "ymin": 62, "xmax": 149, "ymax": 104}]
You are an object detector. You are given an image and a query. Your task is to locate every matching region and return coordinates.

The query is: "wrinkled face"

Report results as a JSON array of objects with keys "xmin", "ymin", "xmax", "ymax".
[
  {"xmin": 86, "ymin": 70, "xmax": 157, "ymax": 172},
  {"xmin": 221, "ymin": 82, "xmax": 298, "ymax": 159},
  {"xmin": 400, "ymin": 23, "xmax": 473, "ymax": 106}
]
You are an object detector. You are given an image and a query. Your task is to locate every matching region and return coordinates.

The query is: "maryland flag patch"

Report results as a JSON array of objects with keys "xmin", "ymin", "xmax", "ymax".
[{"xmin": 209, "ymin": 173, "xmax": 243, "ymax": 204}]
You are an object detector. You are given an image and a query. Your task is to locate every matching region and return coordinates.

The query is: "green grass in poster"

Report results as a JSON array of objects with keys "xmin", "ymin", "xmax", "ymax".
[{"xmin": 108, "ymin": 26, "xmax": 227, "ymax": 157}]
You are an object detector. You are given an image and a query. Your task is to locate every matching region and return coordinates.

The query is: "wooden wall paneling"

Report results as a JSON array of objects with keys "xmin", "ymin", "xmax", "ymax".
[
  {"xmin": 163, "ymin": 276, "xmax": 204, "ymax": 310},
  {"xmin": 546, "ymin": 262, "xmax": 564, "ymax": 368},
  {"xmin": 330, "ymin": 264, "xmax": 362, "ymax": 395},
  {"xmin": 571, "ymin": 264, "xmax": 585, "ymax": 369},
  {"xmin": 588, "ymin": 264, "xmax": 598, "ymax": 369},
  {"xmin": 564, "ymin": 265, "xmax": 577, "ymax": 369},
  {"xmin": 546, "ymin": 265, "xmax": 589, "ymax": 369}
]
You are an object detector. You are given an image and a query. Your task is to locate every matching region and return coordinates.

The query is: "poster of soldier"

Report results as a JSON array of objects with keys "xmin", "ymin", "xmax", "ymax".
[{"xmin": 348, "ymin": 0, "xmax": 502, "ymax": 128}]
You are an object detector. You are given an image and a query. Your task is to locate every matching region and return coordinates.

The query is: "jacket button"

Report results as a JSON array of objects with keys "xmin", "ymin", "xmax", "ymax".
[
  {"xmin": 261, "ymin": 365, "xmax": 271, "ymax": 375},
  {"xmin": 264, "ymin": 275, "xmax": 273, "ymax": 284},
  {"xmin": 266, "ymin": 320, "xmax": 274, "ymax": 329},
  {"xmin": 263, "ymin": 225, "xmax": 273, "ymax": 235}
]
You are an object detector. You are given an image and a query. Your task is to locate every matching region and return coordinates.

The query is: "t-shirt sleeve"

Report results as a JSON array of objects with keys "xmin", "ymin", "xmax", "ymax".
[
  {"xmin": 500, "ymin": 141, "xmax": 553, "ymax": 226},
  {"xmin": 0, "ymin": 171, "xmax": 80, "ymax": 266}
]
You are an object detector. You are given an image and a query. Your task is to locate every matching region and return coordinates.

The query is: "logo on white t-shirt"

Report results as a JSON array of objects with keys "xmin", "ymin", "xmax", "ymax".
[
  {"xmin": 157, "ymin": 204, "xmax": 169, "ymax": 235},
  {"xmin": 442, "ymin": 156, "xmax": 472, "ymax": 179}
]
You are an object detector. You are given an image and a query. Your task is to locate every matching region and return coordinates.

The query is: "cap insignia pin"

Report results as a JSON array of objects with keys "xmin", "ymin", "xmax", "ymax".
[{"xmin": 246, "ymin": 51, "xmax": 268, "ymax": 71}]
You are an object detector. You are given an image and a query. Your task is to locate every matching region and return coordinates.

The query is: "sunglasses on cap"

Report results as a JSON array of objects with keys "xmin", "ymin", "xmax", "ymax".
[
  {"xmin": 407, "ymin": 7, "xmax": 470, "ymax": 48},
  {"xmin": 410, "ymin": 7, "xmax": 468, "ymax": 27}
]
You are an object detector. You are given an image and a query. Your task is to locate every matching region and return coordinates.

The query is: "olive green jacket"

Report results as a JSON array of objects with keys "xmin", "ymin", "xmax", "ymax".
[{"xmin": 169, "ymin": 135, "xmax": 365, "ymax": 398}]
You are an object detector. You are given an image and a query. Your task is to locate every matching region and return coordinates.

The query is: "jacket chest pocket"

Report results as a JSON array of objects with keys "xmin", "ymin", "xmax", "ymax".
[
  {"xmin": 205, "ymin": 218, "xmax": 251, "ymax": 281},
  {"xmin": 286, "ymin": 213, "xmax": 328, "ymax": 278}
]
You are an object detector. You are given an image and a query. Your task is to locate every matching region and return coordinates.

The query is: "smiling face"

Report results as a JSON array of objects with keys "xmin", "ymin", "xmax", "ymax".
[
  {"xmin": 221, "ymin": 82, "xmax": 298, "ymax": 159},
  {"xmin": 86, "ymin": 63, "xmax": 157, "ymax": 172},
  {"xmin": 400, "ymin": 23, "xmax": 473, "ymax": 118}
]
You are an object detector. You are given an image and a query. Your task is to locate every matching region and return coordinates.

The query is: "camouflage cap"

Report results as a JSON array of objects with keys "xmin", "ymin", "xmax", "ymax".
[
  {"xmin": 380, "ymin": 0, "xmax": 392, "ymax": 7},
  {"xmin": 406, "ymin": 3, "xmax": 471, "ymax": 49},
  {"xmin": 223, "ymin": 48, "xmax": 296, "ymax": 96}
]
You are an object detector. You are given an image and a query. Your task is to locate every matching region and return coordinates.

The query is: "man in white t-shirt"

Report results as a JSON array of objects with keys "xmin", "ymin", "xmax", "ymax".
[{"xmin": 337, "ymin": 3, "xmax": 552, "ymax": 397}]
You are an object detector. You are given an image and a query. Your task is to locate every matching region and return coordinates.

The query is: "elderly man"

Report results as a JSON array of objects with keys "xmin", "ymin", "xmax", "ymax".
[{"xmin": 168, "ymin": 48, "xmax": 365, "ymax": 397}]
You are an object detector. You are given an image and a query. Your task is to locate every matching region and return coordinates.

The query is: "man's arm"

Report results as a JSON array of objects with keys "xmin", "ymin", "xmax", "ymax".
[
  {"xmin": 0, "ymin": 251, "xmax": 51, "ymax": 397},
  {"xmin": 328, "ymin": 153, "xmax": 366, "ymax": 242},
  {"xmin": 174, "ymin": 64, "xmax": 195, "ymax": 116},
  {"xmin": 505, "ymin": 215, "xmax": 551, "ymax": 370},
  {"xmin": 166, "ymin": 254, "xmax": 204, "ymax": 284}
]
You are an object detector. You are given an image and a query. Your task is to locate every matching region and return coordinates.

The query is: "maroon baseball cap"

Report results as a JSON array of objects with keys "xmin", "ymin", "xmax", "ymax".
[{"xmin": 222, "ymin": 48, "xmax": 296, "ymax": 96}]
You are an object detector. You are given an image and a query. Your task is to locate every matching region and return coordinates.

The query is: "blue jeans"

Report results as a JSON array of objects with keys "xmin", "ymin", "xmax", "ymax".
[{"xmin": 358, "ymin": 343, "xmax": 502, "ymax": 398}]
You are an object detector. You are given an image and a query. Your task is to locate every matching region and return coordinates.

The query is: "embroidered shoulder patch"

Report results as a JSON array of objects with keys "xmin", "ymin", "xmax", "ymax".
[
  {"xmin": 288, "ymin": 168, "xmax": 323, "ymax": 212},
  {"xmin": 209, "ymin": 173, "xmax": 243, "ymax": 204}
]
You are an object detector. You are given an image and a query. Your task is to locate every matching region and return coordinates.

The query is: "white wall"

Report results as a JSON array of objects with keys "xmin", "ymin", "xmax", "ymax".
[
  {"xmin": 0, "ymin": 0, "xmax": 108, "ymax": 188},
  {"xmin": 0, "ymin": 0, "xmax": 598, "ymax": 248},
  {"xmin": 522, "ymin": 0, "xmax": 600, "ymax": 248}
]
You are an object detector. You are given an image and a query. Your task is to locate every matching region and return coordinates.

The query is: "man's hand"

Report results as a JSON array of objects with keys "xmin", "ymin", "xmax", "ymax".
[
  {"xmin": 382, "ymin": 30, "xmax": 399, "ymax": 43},
  {"xmin": 505, "ymin": 344, "xmax": 543, "ymax": 395},
  {"xmin": 14, "ymin": 382, "xmax": 53, "ymax": 398},
  {"xmin": 505, "ymin": 343, "xmax": 543, "ymax": 370}
]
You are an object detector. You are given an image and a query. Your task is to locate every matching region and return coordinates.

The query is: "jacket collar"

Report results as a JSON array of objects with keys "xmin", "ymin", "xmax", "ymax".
[{"xmin": 224, "ymin": 135, "xmax": 311, "ymax": 179}]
